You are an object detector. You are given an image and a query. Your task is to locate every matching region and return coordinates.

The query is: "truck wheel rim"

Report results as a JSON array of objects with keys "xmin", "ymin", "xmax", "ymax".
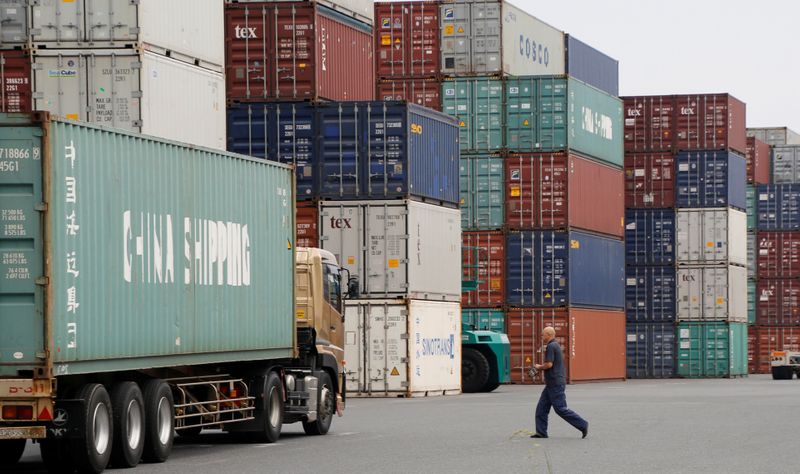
[
  {"xmin": 157, "ymin": 397, "xmax": 172, "ymax": 445},
  {"xmin": 320, "ymin": 386, "xmax": 332, "ymax": 419},
  {"xmin": 268, "ymin": 387, "xmax": 280, "ymax": 428},
  {"xmin": 93, "ymin": 403, "xmax": 111, "ymax": 455},
  {"xmin": 127, "ymin": 399, "xmax": 143, "ymax": 450}
]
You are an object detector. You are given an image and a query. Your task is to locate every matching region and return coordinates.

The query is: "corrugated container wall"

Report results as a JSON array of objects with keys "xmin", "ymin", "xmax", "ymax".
[
  {"xmin": 771, "ymin": 145, "xmax": 800, "ymax": 184},
  {"xmin": 374, "ymin": 1, "xmax": 440, "ymax": 78},
  {"xmin": 677, "ymin": 322, "xmax": 748, "ymax": 378},
  {"xmin": 749, "ymin": 326, "xmax": 800, "ymax": 374},
  {"xmin": 506, "ymin": 308, "xmax": 625, "ymax": 384},
  {"xmin": 746, "ymin": 186, "xmax": 756, "ymax": 230},
  {"xmin": 462, "ymin": 309, "xmax": 506, "ymax": 332},
  {"xmin": 747, "ymin": 127, "xmax": 800, "ymax": 146},
  {"xmin": 745, "ymin": 137, "xmax": 770, "ymax": 185},
  {"xmin": 677, "ymin": 266, "xmax": 748, "ymax": 323},
  {"xmin": 0, "ymin": 113, "xmax": 295, "ymax": 376},
  {"xmin": 747, "ymin": 280, "xmax": 756, "ymax": 325},
  {"xmin": 676, "ymin": 208, "xmax": 747, "ymax": 266},
  {"xmin": 441, "ymin": 77, "xmax": 503, "ymax": 152},
  {"xmin": 377, "ymin": 79, "xmax": 442, "ymax": 111},
  {"xmin": 625, "ymin": 266, "xmax": 677, "ymax": 323},
  {"xmin": 564, "ymin": 34, "xmax": 619, "ymax": 97},
  {"xmin": 277, "ymin": 0, "xmax": 375, "ymax": 24},
  {"xmin": 225, "ymin": 2, "xmax": 374, "ymax": 102},
  {"xmin": 625, "ymin": 209, "xmax": 675, "ymax": 266},
  {"xmin": 460, "ymin": 154, "xmax": 504, "ymax": 230},
  {"xmin": 505, "ymin": 152, "xmax": 624, "ymax": 237},
  {"xmin": 747, "ymin": 231, "xmax": 756, "ymax": 279},
  {"xmin": 756, "ymin": 231, "xmax": 800, "ymax": 279},
  {"xmin": 675, "ymin": 151, "xmax": 746, "ymax": 210},
  {"xmin": 626, "ymin": 323, "xmax": 676, "ymax": 379},
  {"xmin": 462, "ymin": 231, "xmax": 505, "ymax": 308},
  {"xmin": 756, "ymin": 279, "xmax": 800, "ymax": 326},
  {"xmin": 624, "ymin": 152, "xmax": 675, "ymax": 208},
  {"xmin": 756, "ymin": 184, "xmax": 800, "ymax": 231}
]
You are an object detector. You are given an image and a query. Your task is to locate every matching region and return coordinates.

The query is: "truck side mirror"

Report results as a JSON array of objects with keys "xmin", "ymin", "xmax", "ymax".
[{"xmin": 347, "ymin": 276, "xmax": 360, "ymax": 299}]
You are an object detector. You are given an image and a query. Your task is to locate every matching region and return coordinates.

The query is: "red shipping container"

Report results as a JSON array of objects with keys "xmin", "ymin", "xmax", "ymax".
[
  {"xmin": 747, "ymin": 328, "xmax": 757, "ymax": 374},
  {"xmin": 505, "ymin": 152, "xmax": 624, "ymax": 238},
  {"xmin": 462, "ymin": 231, "xmax": 504, "ymax": 307},
  {"xmin": 674, "ymin": 94, "xmax": 746, "ymax": 155},
  {"xmin": 745, "ymin": 137, "xmax": 770, "ymax": 185},
  {"xmin": 374, "ymin": 1, "xmax": 440, "ymax": 78},
  {"xmin": 296, "ymin": 201, "xmax": 319, "ymax": 249},
  {"xmin": 623, "ymin": 95, "xmax": 675, "ymax": 152},
  {"xmin": 756, "ymin": 232, "xmax": 800, "ymax": 279},
  {"xmin": 505, "ymin": 307, "xmax": 626, "ymax": 384},
  {"xmin": 0, "ymin": 50, "xmax": 32, "ymax": 113},
  {"xmin": 756, "ymin": 279, "xmax": 800, "ymax": 326},
  {"xmin": 376, "ymin": 78, "xmax": 441, "ymax": 111},
  {"xmin": 624, "ymin": 152, "xmax": 675, "ymax": 208},
  {"xmin": 749, "ymin": 326, "xmax": 800, "ymax": 374},
  {"xmin": 225, "ymin": 2, "xmax": 374, "ymax": 102}
]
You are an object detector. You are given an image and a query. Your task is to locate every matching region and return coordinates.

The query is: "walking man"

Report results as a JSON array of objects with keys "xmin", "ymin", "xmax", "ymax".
[{"xmin": 531, "ymin": 326, "xmax": 589, "ymax": 439}]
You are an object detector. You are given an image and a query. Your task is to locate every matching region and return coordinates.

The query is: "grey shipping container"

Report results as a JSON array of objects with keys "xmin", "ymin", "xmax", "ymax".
[
  {"xmin": 747, "ymin": 231, "xmax": 756, "ymax": 280},
  {"xmin": 677, "ymin": 265, "xmax": 747, "ymax": 323},
  {"xmin": 564, "ymin": 34, "xmax": 619, "ymax": 97},
  {"xmin": 772, "ymin": 145, "xmax": 800, "ymax": 184},
  {"xmin": 676, "ymin": 208, "xmax": 747, "ymax": 267},
  {"xmin": 747, "ymin": 127, "xmax": 800, "ymax": 147}
]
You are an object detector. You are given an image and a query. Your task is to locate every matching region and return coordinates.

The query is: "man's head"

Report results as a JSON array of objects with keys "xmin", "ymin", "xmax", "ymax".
[{"xmin": 542, "ymin": 326, "xmax": 556, "ymax": 344}]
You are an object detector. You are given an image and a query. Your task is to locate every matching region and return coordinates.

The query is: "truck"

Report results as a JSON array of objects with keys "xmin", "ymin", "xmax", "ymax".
[
  {"xmin": 771, "ymin": 351, "xmax": 800, "ymax": 380},
  {"xmin": 0, "ymin": 112, "xmax": 350, "ymax": 473}
]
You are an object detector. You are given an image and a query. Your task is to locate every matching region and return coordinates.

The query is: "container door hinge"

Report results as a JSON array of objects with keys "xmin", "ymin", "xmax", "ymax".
[
  {"xmin": 132, "ymin": 120, "xmax": 143, "ymax": 128},
  {"xmin": 400, "ymin": 381, "xmax": 409, "ymax": 388},
  {"xmin": 400, "ymin": 310, "xmax": 408, "ymax": 316},
  {"xmin": 400, "ymin": 358, "xmax": 408, "ymax": 364},
  {"xmin": 400, "ymin": 258, "xmax": 408, "ymax": 264},
  {"xmin": 35, "ymin": 276, "xmax": 49, "ymax": 286},
  {"xmin": 35, "ymin": 202, "xmax": 47, "ymax": 212},
  {"xmin": 35, "ymin": 352, "xmax": 47, "ymax": 360},
  {"xmin": 400, "ymin": 333, "xmax": 408, "ymax": 340},
  {"xmin": 131, "ymin": 91, "xmax": 143, "ymax": 99},
  {"xmin": 130, "ymin": 27, "xmax": 141, "ymax": 35}
]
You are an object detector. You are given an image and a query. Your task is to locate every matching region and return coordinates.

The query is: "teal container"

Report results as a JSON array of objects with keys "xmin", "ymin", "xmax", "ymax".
[
  {"xmin": 462, "ymin": 309, "xmax": 506, "ymax": 333},
  {"xmin": 505, "ymin": 76, "xmax": 623, "ymax": 167},
  {"xmin": 677, "ymin": 322, "xmax": 748, "ymax": 378},
  {"xmin": 0, "ymin": 113, "xmax": 295, "ymax": 377},
  {"xmin": 746, "ymin": 185, "xmax": 756, "ymax": 230},
  {"xmin": 747, "ymin": 280, "xmax": 756, "ymax": 325},
  {"xmin": 460, "ymin": 153, "xmax": 504, "ymax": 230},
  {"xmin": 441, "ymin": 77, "xmax": 504, "ymax": 152}
]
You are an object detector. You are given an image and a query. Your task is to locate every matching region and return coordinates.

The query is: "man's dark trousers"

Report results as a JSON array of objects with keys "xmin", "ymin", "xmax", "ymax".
[{"xmin": 535, "ymin": 384, "xmax": 587, "ymax": 437}]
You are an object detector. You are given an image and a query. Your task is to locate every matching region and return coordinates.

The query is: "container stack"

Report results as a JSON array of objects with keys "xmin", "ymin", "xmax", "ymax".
[
  {"xmin": 622, "ymin": 94, "xmax": 749, "ymax": 378},
  {"xmin": 748, "ymin": 127, "xmax": 800, "ymax": 373},
  {"xmin": 0, "ymin": 0, "xmax": 226, "ymax": 150}
]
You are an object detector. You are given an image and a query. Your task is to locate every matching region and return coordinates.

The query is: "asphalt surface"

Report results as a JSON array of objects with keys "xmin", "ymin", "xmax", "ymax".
[{"xmin": 12, "ymin": 375, "xmax": 798, "ymax": 473}]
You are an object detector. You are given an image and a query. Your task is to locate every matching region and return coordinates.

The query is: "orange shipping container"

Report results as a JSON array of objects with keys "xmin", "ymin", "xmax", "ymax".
[
  {"xmin": 296, "ymin": 201, "xmax": 319, "ymax": 249},
  {"xmin": 749, "ymin": 326, "xmax": 800, "ymax": 374}
]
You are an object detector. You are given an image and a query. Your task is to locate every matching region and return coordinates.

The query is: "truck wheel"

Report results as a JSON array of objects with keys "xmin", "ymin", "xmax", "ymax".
[
  {"xmin": 110, "ymin": 382, "xmax": 145, "ymax": 468},
  {"xmin": 462, "ymin": 348, "xmax": 490, "ymax": 393},
  {"xmin": 0, "ymin": 439, "xmax": 26, "ymax": 466},
  {"xmin": 254, "ymin": 372, "xmax": 283, "ymax": 443},
  {"xmin": 483, "ymin": 380, "xmax": 501, "ymax": 393},
  {"xmin": 71, "ymin": 383, "xmax": 114, "ymax": 474},
  {"xmin": 303, "ymin": 371, "xmax": 334, "ymax": 436},
  {"xmin": 40, "ymin": 438, "xmax": 75, "ymax": 473},
  {"xmin": 772, "ymin": 367, "xmax": 791, "ymax": 380},
  {"xmin": 142, "ymin": 380, "xmax": 174, "ymax": 463}
]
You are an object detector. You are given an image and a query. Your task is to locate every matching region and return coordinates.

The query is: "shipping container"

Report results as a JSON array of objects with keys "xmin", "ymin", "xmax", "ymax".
[
  {"xmin": 625, "ymin": 209, "xmax": 675, "ymax": 266},
  {"xmin": 676, "ymin": 208, "xmax": 747, "ymax": 266},
  {"xmin": 377, "ymin": 78, "xmax": 442, "ymax": 110},
  {"xmin": 747, "ymin": 231, "xmax": 755, "ymax": 279},
  {"xmin": 505, "ymin": 230, "xmax": 624, "ymax": 308},
  {"xmin": 1, "ymin": 0, "xmax": 224, "ymax": 67},
  {"xmin": 439, "ymin": 0, "xmax": 565, "ymax": 77},
  {"xmin": 756, "ymin": 184, "xmax": 800, "ymax": 230},
  {"xmin": 505, "ymin": 76, "xmax": 623, "ymax": 167},
  {"xmin": 0, "ymin": 112, "xmax": 295, "ymax": 376},
  {"xmin": 745, "ymin": 137, "xmax": 770, "ymax": 185},
  {"xmin": 623, "ymin": 95, "xmax": 675, "ymax": 152},
  {"xmin": 756, "ymin": 279, "xmax": 800, "ymax": 326},
  {"xmin": 771, "ymin": 145, "xmax": 800, "ymax": 184},
  {"xmin": 505, "ymin": 152, "xmax": 624, "ymax": 237},
  {"xmin": 677, "ymin": 266, "xmax": 747, "ymax": 323},
  {"xmin": 624, "ymin": 152, "xmax": 675, "ymax": 208},
  {"xmin": 747, "ymin": 127, "xmax": 800, "ymax": 147},
  {"xmin": 747, "ymin": 327, "xmax": 757, "ymax": 373},
  {"xmin": 375, "ymin": 1, "xmax": 440, "ymax": 78},
  {"xmin": 460, "ymin": 153, "xmax": 504, "ymax": 230},
  {"xmin": 625, "ymin": 266, "xmax": 677, "ymax": 323},
  {"xmin": 748, "ymin": 326, "xmax": 800, "ymax": 374},
  {"xmin": 319, "ymin": 200, "xmax": 461, "ymax": 301},
  {"xmin": 756, "ymin": 231, "xmax": 800, "ymax": 279},
  {"xmin": 441, "ymin": 76, "xmax": 503, "ymax": 152},
  {"xmin": 626, "ymin": 322, "xmax": 676, "ymax": 379},
  {"xmin": 746, "ymin": 185, "xmax": 756, "ymax": 230},
  {"xmin": 297, "ymin": 200, "xmax": 319, "ymax": 248},
  {"xmin": 246, "ymin": 0, "xmax": 375, "ymax": 24},
  {"xmin": 225, "ymin": 2, "xmax": 374, "ymax": 102},
  {"xmin": 675, "ymin": 150, "xmax": 746, "ymax": 209},
  {"xmin": 27, "ymin": 48, "xmax": 226, "ymax": 149},
  {"xmin": 677, "ymin": 322, "xmax": 748, "ymax": 378},
  {"xmin": 462, "ymin": 231, "xmax": 505, "ymax": 307},
  {"xmin": 0, "ymin": 50, "xmax": 31, "ymax": 113},
  {"xmin": 462, "ymin": 308, "xmax": 505, "ymax": 332},
  {"xmin": 747, "ymin": 280, "xmax": 756, "ymax": 325},
  {"xmin": 564, "ymin": 34, "xmax": 619, "ymax": 97},
  {"xmin": 344, "ymin": 299, "xmax": 461, "ymax": 396},
  {"xmin": 506, "ymin": 307, "xmax": 625, "ymax": 384}
]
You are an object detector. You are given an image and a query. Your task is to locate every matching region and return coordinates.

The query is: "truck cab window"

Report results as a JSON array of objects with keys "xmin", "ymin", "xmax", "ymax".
[{"xmin": 326, "ymin": 264, "xmax": 341, "ymax": 306}]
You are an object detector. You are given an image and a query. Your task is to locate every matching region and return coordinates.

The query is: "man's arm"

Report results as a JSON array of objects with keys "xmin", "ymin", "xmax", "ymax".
[{"xmin": 535, "ymin": 344, "xmax": 555, "ymax": 370}]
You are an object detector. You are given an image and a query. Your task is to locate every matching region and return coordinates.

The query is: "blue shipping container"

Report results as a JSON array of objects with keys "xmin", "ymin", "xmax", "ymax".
[
  {"xmin": 564, "ymin": 34, "xmax": 620, "ymax": 97},
  {"xmin": 625, "ymin": 266, "xmax": 677, "ymax": 323},
  {"xmin": 756, "ymin": 184, "xmax": 800, "ymax": 230},
  {"xmin": 626, "ymin": 322, "xmax": 676, "ymax": 379},
  {"xmin": 505, "ymin": 230, "xmax": 624, "ymax": 308},
  {"xmin": 625, "ymin": 209, "xmax": 675, "ymax": 266},
  {"xmin": 675, "ymin": 150, "xmax": 746, "ymax": 209}
]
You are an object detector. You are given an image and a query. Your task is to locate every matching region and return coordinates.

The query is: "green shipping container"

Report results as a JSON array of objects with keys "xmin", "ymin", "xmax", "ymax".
[
  {"xmin": 747, "ymin": 280, "xmax": 756, "ymax": 325},
  {"xmin": 460, "ymin": 153, "xmax": 504, "ymax": 230},
  {"xmin": 462, "ymin": 309, "xmax": 505, "ymax": 333},
  {"xmin": 746, "ymin": 185, "xmax": 755, "ymax": 230},
  {"xmin": 442, "ymin": 77, "xmax": 504, "ymax": 152},
  {"xmin": 505, "ymin": 76, "xmax": 623, "ymax": 167},
  {"xmin": 677, "ymin": 322, "xmax": 748, "ymax": 378},
  {"xmin": 0, "ymin": 113, "xmax": 296, "ymax": 377}
]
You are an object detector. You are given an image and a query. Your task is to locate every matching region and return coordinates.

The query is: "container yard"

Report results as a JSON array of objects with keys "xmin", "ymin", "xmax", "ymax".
[{"xmin": 4, "ymin": 1, "xmax": 800, "ymax": 473}]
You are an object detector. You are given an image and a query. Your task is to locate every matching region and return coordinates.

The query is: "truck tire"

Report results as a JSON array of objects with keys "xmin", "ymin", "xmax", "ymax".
[
  {"xmin": 0, "ymin": 439, "xmax": 26, "ymax": 466},
  {"xmin": 241, "ymin": 371, "xmax": 283, "ymax": 444},
  {"xmin": 71, "ymin": 383, "xmax": 114, "ymax": 474},
  {"xmin": 772, "ymin": 367, "xmax": 792, "ymax": 380},
  {"xmin": 462, "ymin": 348, "xmax": 490, "ymax": 393},
  {"xmin": 40, "ymin": 438, "xmax": 75, "ymax": 473},
  {"xmin": 482, "ymin": 380, "xmax": 501, "ymax": 393},
  {"xmin": 110, "ymin": 382, "xmax": 145, "ymax": 468},
  {"xmin": 141, "ymin": 380, "xmax": 174, "ymax": 463},
  {"xmin": 302, "ymin": 371, "xmax": 334, "ymax": 436}
]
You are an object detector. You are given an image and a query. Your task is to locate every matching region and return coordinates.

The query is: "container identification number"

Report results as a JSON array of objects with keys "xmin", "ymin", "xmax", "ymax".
[{"xmin": 0, "ymin": 147, "xmax": 38, "ymax": 159}]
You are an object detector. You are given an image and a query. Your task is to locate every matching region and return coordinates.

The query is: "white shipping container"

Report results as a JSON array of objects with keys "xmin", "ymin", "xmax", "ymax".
[
  {"xmin": 251, "ymin": 0, "xmax": 374, "ymax": 24},
  {"xmin": 676, "ymin": 208, "xmax": 747, "ymax": 266},
  {"xmin": 319, "ymin": 200, "xmax": 461, "ymax": 301},
  {"xmin": 677, "ymin": 265, "xmax": 747, "ymax": 323},
  {"xmin": 747, "ymin": 127, "xmax": 800, "ymax": 147},
  {"xmin": 344, "ymin": 299, "xmax": 461, "ymax": 397},
  {"xmin": 23, "ymin": 0, "xmax": 224, "ymax": 67},
  {"xmin": 772, "ymin": 145, "xmax": 800, "ymax": 184},
  {"xmin": 32, "ymin": 49, "xmax": 225, "ymax": 150},
  {"xmin": 500, "ymin": 1, "xmax": 565, "ymax": 76}
]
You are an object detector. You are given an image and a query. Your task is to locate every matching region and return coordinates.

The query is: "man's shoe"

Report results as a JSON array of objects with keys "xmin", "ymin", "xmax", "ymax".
[
  {"xmin": 530, "ymin": 433, "xmax": 548, "ymax": 438},
  {"xmin": 581, "ymin": 425, "xmax": 588, "ymax": 439}
]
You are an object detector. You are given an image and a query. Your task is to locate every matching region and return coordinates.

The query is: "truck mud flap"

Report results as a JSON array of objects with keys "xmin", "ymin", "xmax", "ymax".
[{"xmin": 46, "ymin": 398, "xmax": 85, "ymax": 439}]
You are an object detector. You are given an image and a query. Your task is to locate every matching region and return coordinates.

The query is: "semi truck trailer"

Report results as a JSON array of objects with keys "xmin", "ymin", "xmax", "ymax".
[{"xmin": 0, "ymin": 113, "xmax": 348, "ymax": 472}]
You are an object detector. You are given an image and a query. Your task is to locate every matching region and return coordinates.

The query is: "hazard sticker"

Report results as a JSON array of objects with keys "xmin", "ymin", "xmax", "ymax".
[
  {"xmin": 444, "ymin": 25, "xmax": 454, "ymax": 36},
  {"xmin": 381, "ymin": 35, "xmax": 391, "ymax": 46},
  {"xmin": 390, "ymin": 367, "xmax": 400, "ymax": 376}
]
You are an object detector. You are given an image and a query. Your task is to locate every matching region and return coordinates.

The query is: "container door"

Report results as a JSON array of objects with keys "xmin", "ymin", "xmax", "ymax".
[
  {"xmin": 703, "ymin": 267, "xmax": 727, "ymax": 321},
  {"xmin": 363, "ymin": 203, "xmax": 408, "ymax": 296},
  {"xmin": 505, "ymin": 78, "xmax": 536, "ymax": 151},
  {"xmin": 0, "ymin": 125, "xmax": 45, "ymax": 376},
  {"xmin": 33, "ymin": 53, "xmax": 87, "ymax": 122},
  {"xmin": 318, "ymin": 103, "xmax": 361, "ymax": 199},
  {"xmin": 677, "ymin": 268, "xmax": 701, "ymax": 320},
  {"xmin": 537, "ymin": 231, "xmax": 568, "ymax": 306},
  {"xmin": 441, "ymin": 79, "xmax": 472, "ymax": 151},
  {"xmin": 703, "ymin": 209, "xmax": 728, "ymax": 263},
  {"xmin": 85, "ymin": 0, "xmax": 138, "ymax": 43},
  {"xmin": 0, "ymin": 51, "xmax": 33, "ymax": 113},
  {"xmin": 343, "ymin": 302, "xmax": 366, "ymax": 391},
  {"xmin": 31, "ymin": 0, "xmax": 83, "ymax": 43},
  {"xmin": 473, "ymin": 78, "xmax": 503, "ymax": 151},
  {"xmin": 676, "ymin": 210, "xmax": 700, "ymax": 264},
  {"xmin": 407, "ymin": 300, "xmax": 460, "ymax": 393},
  {"xmin": 363, "ymin": 102, "xmax": 408, "ymax": 199},
  {"xmin": 319, "ymin": 203, "xmax": 362, "ymax": 292},
  {"xmin": 0, "ymin": 0, "xmax": 28, "ymax": 45},
  {"xmin": 87, "ymin": 52, "xmax": 142, "ymax": 131},
  {"xmin": 469, "ymin": 1, "xmax": 500, "ymax": 74},
  {"xmin": 439, "ymin": 2, "xmax": 470, "ymax": 75},
  {"xmin": 275, "ymin": 6, "xmax": 316, "ymax": 100},
  {"xmin": 472, "ymin": 154, "xmax": 503, "ymax": 229},
  {"xmin": 270, "ymin": 103, "xmax": 317, "ymax": 199},
  {"xmin": 729, "ymin": 265, "xmax": 747, "ymax": 323},
  {"xmin": 406, "ymin": 201, "xmax": 460, "ymax": 301}
]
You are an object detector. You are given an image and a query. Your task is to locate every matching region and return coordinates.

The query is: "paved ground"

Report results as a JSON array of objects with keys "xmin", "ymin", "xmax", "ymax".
[{"xmin": 13, "ymin": 375, "xmax": 798, "ymax": 473}]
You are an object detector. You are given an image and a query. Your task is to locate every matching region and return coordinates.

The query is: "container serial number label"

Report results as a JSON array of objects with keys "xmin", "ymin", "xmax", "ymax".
[
  {"xmin": 0, "ymin": 147, "xmax": 39, "ymax": 159},
  {"xmin": 0, "ymin": 160, "xmax": 20, "ymax": 172}
]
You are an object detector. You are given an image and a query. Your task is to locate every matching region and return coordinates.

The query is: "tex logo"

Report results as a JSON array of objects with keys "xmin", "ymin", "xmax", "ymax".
[{"xmin": 234, "ymin": 25, "xmax": 257, "ymax": 39}]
